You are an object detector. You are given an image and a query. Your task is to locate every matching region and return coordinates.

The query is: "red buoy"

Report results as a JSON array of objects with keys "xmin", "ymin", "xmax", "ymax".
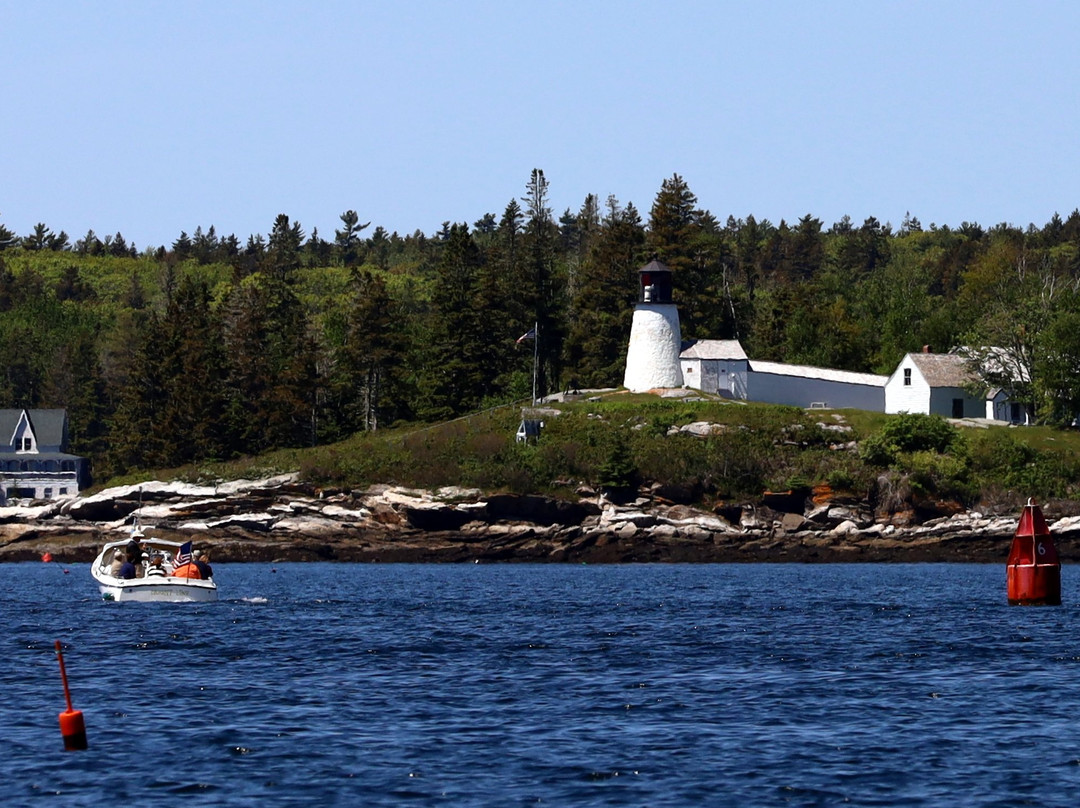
[
  {"xmin": 1006, "ymin": 499, "xmax": 1061, "ymax": 606},
  {"xmin": 41, "ymin": 552, "xmax": 53, "ymax": 563},
  {"xmin": 54, "ymin": 641, "xmax": 88, "ymax": 750}
]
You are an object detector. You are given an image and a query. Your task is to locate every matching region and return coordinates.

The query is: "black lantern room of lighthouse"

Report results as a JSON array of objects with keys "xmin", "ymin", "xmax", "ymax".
[{"xmin": 638, "ymin": 260, "xmax": 673, "ymax": 304}]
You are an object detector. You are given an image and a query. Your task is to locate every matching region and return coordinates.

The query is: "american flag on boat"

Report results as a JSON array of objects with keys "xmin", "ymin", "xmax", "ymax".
[{"xmin": 174, "ymin": 541, "xmax": 192, "ymax": 566}]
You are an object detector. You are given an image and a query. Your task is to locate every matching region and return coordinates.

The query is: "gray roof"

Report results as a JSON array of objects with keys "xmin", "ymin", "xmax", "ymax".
[
  {"xmin": 750, "ymin": 361, "xmax": 888, "ymax": 387},
  {"xmin": 639, "ymin": 259, "xmax": 672, "ymax": 275},
  {"xmin": 908, "ymin": 353, "xmax": 977, "ymax": 387},
  {"xmin": 680, "ymin": 339, "xmax": 748, "ymax": 361},
  {"xmin": 0, "ymin": 409, "xmax": 68, "ymax": 446}
]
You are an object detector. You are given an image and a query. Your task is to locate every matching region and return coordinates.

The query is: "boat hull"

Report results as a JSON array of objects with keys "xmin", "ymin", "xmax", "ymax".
[{"xmin": 96, "ymin": 578, "xmax": 218, "ymax": 603}]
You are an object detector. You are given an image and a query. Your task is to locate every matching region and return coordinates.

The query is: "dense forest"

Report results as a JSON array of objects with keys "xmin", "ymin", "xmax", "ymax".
[{"xmin": 3, "ymin": 170, "xmax": 1080, "ymax": 484}]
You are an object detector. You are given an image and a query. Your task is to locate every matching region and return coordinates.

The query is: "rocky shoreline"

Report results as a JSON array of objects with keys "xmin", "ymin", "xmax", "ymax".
[{"xmin": 3, "ymin": 473, "xmax": 1079, "ymax": 565}]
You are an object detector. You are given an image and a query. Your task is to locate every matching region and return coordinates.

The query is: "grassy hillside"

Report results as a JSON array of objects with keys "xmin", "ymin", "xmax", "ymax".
[{"xmin": 102, "ymin": 392, "xmax": 1080, "ymax": 514}]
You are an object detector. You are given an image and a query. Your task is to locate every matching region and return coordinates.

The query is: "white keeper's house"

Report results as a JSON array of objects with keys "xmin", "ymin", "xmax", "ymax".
[
  {"xmin": 885, "ymin": 350, "xmax": 1030, "ymax": 424},
  {"xmin": 885, "ymin": 352, "xmax": 989, "ymax": 419},
  {"xmin": 0, "ymin": 409, "xmax": 89, "ymax": 503}
]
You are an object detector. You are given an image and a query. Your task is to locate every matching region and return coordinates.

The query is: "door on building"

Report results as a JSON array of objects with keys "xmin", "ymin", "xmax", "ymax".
[{"xmin": 952, "ymin": 398, "xmax": 964, "ymax": 418}]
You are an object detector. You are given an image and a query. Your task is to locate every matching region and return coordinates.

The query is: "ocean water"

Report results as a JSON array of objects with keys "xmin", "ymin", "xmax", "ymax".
[{"xmin": 3, "ymin": 562, "xmax": 1080, "ymax": 807}]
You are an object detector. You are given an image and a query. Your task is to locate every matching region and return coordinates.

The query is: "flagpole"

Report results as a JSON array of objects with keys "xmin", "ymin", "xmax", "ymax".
[{"xmin": 532, "ymin": 320, "xmax": 539, "ymax": 404}]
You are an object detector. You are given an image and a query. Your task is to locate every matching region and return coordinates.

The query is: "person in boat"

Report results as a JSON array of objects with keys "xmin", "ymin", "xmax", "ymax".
[
  {"xmin": 193, "ymin": 549, "xmax": 213, "ymax": 580},
  {"xmin": 109, "ymin": 551, "xmax": 125, "ymax": 577},
  {"xmin": 172, "ymin": 557, "xmax": 202, "ymax": 579},
  {"xmin": 119, "ymin": 556, "xmax": 137, "ymax": 579},
  {"xmin": 146, "ymin": 554, "xmax": 167, "ymax": 577},
  {"xmin": 125, "ymin": 534, "xmax": 146, "ymax": 577}
]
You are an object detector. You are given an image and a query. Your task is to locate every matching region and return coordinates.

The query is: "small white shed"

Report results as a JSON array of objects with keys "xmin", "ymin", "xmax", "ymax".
[{"xmin": 680, "ymin": 339, "xmax": 749, "ymax": 398}]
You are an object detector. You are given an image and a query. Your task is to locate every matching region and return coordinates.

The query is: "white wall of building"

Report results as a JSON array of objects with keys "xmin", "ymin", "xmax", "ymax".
[
  {"xmin": 885, "ymin": 355, "xmax": 932, "ymax": 414},
  {"xmin": 681, "ymin": 359, "xmax": 749, "ymax": 398}
]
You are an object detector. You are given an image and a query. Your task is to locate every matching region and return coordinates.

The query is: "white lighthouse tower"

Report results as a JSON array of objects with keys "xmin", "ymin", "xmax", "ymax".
[{"xmin": 623, "ymin": 260, "xmax": 683, "ymax": 392}]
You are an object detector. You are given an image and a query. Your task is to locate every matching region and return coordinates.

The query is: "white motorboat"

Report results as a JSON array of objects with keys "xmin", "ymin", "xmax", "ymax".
[{"xmin": 91, "ymin": 528, "xmax": 217, "ymax": 603}]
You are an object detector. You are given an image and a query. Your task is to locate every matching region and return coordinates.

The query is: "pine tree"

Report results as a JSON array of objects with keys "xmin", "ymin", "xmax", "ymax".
[
  {"xmin": 335, "ymin": 210, "xmax": 370, "ymax": 266},
  {"xmin": 646, "ymin": 174, "xmax": 711, "ymax": 336},
  {"xmin": 0, "ymin": 217, "xmax": 17, "ymax": 250},
  {"xmin": 520, "ymin": 169, "xmax": 565, "ymax": 396},
  {"xmin": 417, "ymin": 223, "xmax": 488, "ymax": 418},
  {"xmin": 267, "ymin": 214, "xmax": 305, "ymax": 283},
  {"xmin": 333, "ymin": 270, "xmax": 402, "ymax": 432},
  {"xmin": 563, "ymin": 197, "xmax": 645, "ymax": 386}
]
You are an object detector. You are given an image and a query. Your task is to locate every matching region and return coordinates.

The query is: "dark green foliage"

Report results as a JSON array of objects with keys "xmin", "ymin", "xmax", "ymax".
[
  {"xmin": 859, "ymin": 413, "xmax": 960, "ymax": 466},
  {"xmin": 328, "ymin": 269, "xmax": 406, "ymax": 433},
  {"xmin": 414, "ymin": 223, "xmax": 489, "ymax": 420},
  {"xmin": 562, "ymin": 197, "xmax": 644, "ymax": 386},
  {"xmin": 597, "ymin": 433, "xmax": 637, "ymax": 491},
  {"xmin": 335, "ymin": 210, "xmax": 370, "ymax": 266},
  {"xmin": 967, "ymin": 430, "xmax": 1079, "ymax": 499}
]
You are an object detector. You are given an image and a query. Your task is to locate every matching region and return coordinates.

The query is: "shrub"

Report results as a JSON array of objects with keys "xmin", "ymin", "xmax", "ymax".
[{"xmin": 860, "ymin": 413, "xmax": 960, "ymax": 465}]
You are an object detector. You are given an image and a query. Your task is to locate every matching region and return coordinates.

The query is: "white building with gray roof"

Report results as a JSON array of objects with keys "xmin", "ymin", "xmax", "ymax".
[
  {"xmin": 679, "ymin": 339, "xmax": 749, "ymax": 399},
  {"xmin": 0, "ymin": 409, "xmax": 89, "ymax": 502},
  {"xmin": 885, "ymin": 352, "xmax": 986, "ymax": 418}
]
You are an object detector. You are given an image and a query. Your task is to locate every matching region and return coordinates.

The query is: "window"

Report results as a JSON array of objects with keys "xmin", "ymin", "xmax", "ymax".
[
  {"xmin": 903, "ymin": 368, "xmax": 911, "ymax": 386},
  {"xmin": 59, "ymin": 488, "xmax": 68, "ymax": 495},
  {"xmin": 1010, "ymin": 402, "xmax": 1021, "ymax": 422},
  {"xmin": 44, "ymin": 488, "xmax": 52, "ymax": 498},
  {"xmin": 22, "ymin": 437, "xmax": 31, "ymax": 450}
]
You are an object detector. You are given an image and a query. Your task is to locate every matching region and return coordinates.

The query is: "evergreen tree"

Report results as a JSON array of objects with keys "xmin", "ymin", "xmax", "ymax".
[
  {"xmin": 335, "ymin": 210, "xmax": 370, "ymax": 266},
  {"xmin": 221, "ymin": 278, "xmax": 274, "ymax": 454},
  {"xmin": 172, "ymin": 231, "xmax": 193, "ymax": 260},
  {"xmin": 416, "ymin": 223, "xmax": 488, "ymax": 418},
  {"xmin": 563, "ymin": 197, "xmax": 645, "ymax": 386},
  {"xmin": 521, "ymin": 169, "xmax": 565, "ymax": 395},
  {"xmin": 333, "ymin": 270, "xmax": 403, "ymax": 432},
  {"xmin": 24, "ymin": 223, "xmax": 55, "ymax": 251},
  {"xmin": 43, "ymin": 326, "xmax": 109, "ymax": 467},
  {"xmin": 267, "ymin": 214, "xmax": 305, "ymax": 283},
  {"xmin": 0, "ymin": 217, "xmax": 16, "ymax": 250},
  {"xmin": 646, "ymin": 174, "xmax": 712, "ymax": 336}
]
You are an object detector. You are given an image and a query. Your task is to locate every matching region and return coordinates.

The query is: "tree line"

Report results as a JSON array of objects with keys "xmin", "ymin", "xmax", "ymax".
[{"xmin": 3, "ymin": 170, "xmax": 1080, "ymax": 483}]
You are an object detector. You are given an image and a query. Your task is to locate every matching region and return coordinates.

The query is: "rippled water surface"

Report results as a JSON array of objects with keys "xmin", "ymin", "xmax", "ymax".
[{"xmin": 4, "ymin": 562, "xmax": 1080, "ymax": 806}]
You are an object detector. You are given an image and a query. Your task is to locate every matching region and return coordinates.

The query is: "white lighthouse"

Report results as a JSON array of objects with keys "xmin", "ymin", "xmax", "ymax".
[{"xmin": 623, "ymin": 260, "xmax": 683, "ymax": 392}]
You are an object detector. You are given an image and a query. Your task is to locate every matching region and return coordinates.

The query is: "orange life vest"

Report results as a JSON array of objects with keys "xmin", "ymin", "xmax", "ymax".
[{"xmin": 171, "ymin": 562, "xmax": 202, "ymax": 579}]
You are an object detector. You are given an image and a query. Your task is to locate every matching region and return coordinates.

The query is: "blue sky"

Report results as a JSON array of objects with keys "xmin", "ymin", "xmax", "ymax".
[{"xmin": 3, "ymin": 1, "xmax": 1079, "ymax": 249}]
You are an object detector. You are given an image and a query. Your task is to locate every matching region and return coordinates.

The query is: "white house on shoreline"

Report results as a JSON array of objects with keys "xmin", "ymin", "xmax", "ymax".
[{"xmin": 0, "ymin": 409, "xmax": 89, "ymax": 503}]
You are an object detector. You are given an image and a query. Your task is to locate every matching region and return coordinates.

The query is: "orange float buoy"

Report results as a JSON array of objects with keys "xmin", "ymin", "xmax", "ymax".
[
  {"xmin": 54, "ymin": 640, "xmax": 88, "ymax": 750},
  {"xmin": 41, "ymin": 552, "xmax": 53, "ymax": 563},
  {"xmin": 1006, "ymin": 499, "xmax": 1061, "ymax": 606}
]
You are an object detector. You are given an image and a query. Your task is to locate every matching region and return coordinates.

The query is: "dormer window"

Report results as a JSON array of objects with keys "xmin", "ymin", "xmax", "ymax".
[
  {"xmin": 22, "ymin": 437, "xmax": 32, "ymax": 451},
  {"xmin": 903, "ymin": 368, "xmax": 911, "ymax": 386}
]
